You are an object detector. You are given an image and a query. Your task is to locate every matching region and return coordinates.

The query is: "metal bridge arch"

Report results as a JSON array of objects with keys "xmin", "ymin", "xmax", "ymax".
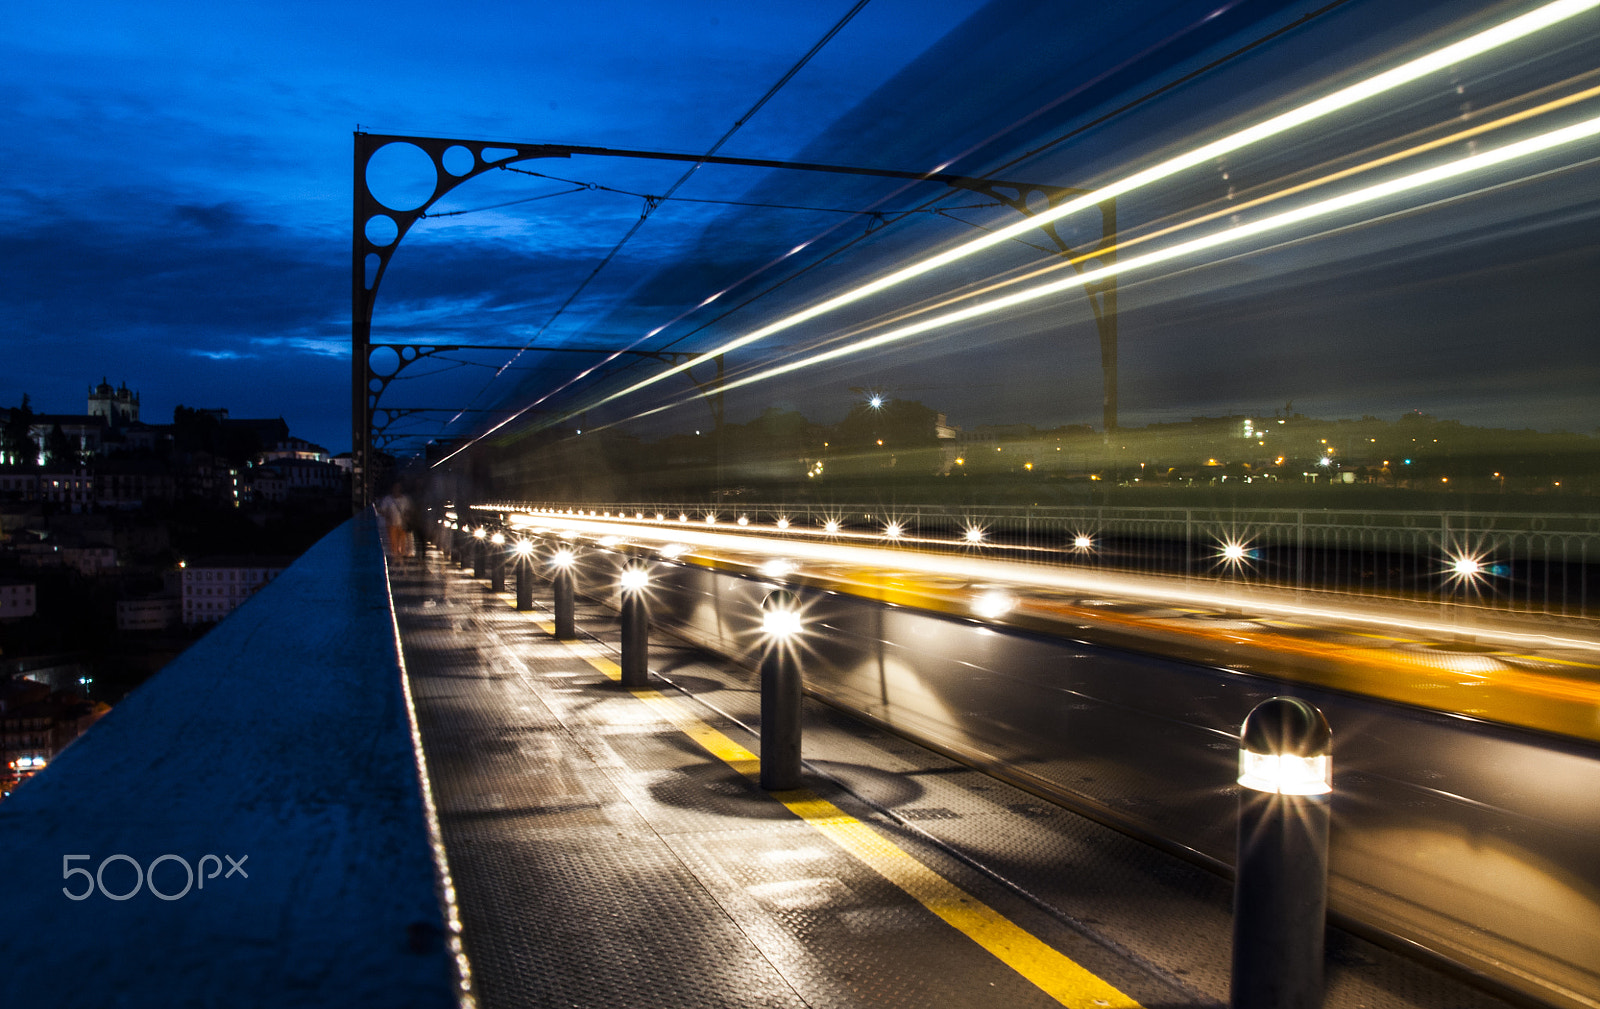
[{"xmin": 353, "ymin": 131, "xmax": 1118, "ymax": 507}]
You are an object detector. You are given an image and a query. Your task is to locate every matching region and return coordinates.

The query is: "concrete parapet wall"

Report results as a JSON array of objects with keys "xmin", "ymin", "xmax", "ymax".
[{"xmin": 0, "ymin": 514, "xmax": 458, "ymax": 1008}]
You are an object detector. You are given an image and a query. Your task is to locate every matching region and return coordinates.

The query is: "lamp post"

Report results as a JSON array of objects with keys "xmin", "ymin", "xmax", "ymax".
[
  {"xmin": 1232, "ymin": 696, "xmax": 1332, "ymax": 1009},
  {"xmin": 619, "ymin": 565, "xmax": 650, "ymax": 688},
  {"xmin": 758, "ymin": 589, "xmax": 804, "ymax": 791},
  {"xmin": 551, "ymin": 547, "xmax": 577, "ymax": 640},
  {"xmin": 513, "ymin": 539, "xmax": 534, "ymax": 611}
]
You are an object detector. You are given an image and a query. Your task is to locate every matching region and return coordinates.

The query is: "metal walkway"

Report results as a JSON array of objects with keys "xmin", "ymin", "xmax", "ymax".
[{"xmin": 390, "ymin": 546, "xmax": 1520, "ymax": 1009}]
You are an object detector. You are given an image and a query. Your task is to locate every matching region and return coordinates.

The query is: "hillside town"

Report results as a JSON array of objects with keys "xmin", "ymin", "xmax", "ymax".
[{"xmin": 0, "ymin": 379, "xmax": 351, "ymax": 799}]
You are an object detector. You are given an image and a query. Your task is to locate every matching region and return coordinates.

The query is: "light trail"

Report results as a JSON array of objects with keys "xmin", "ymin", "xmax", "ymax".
[
  {"xmin": 488, "ymin": 508, "xmax": 1600, "ymax": 655},
  {"xmin": 565, "ymin": 0, "xmax": 1599, "ymax": 417},
  {"xmin": 609, "ymin": 108, "xmax": 1600, "ymax": 417},
  {"xmin": 595, "ymin": 80, "xmax": 1600, "ymax": 429},
  {"xmin": 430, "ymin": 0, "xmax": 1598, "ymax": 466}
]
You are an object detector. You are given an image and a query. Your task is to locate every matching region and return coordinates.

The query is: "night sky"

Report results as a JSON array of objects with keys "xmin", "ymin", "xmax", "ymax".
[{"xmin": 4, "ymin": 0, "xmax": 1598, "ymax": 457}]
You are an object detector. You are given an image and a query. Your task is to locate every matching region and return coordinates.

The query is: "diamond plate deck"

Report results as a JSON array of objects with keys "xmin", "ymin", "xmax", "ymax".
[{"xmin": 392, "ymin": 546, "xmax": 1521, "ymax": 1009}]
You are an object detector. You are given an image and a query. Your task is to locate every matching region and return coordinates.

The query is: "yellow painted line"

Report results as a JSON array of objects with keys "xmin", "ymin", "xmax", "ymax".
[{"xmin": 490, "ymin": 586, "xmax": 1139, "ymax": 1008}]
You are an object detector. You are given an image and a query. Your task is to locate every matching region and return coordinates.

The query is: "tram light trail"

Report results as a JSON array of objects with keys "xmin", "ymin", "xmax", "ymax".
[
  {"xmin": 614, "ymin": 108, "xmax": 1600, "ymax": 418},
  {"xmin": 551, "ymin": 0, "xmax": 1600, "ymax": 419},
  {"xmin": 427, "ymin": 0, "xmax": 1599, "ymax": 466},
  {"xmin": 489, "ymin": 508, "xmax": 1600, "ymax": 657}
]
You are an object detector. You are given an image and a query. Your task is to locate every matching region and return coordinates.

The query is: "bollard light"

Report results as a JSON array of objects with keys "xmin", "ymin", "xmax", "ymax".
[
  {"xmin": 473, "ymin": 526, "xmax": 487, "ymax": 539},
  {"xmin": 551, "ymin": 547, "xmax": 577, "ymax": 640},
  {"xmin": 762, "ymin": 601, "xmax": 803, "ymax": 638},
  {"xmin": 488, "ymin": 531, "xmax": 507, "ymax": 591},
  {"xmin": 758, "ymin": 590, "xmax": 804, "ymax": 790},
  {"xmin": 513, "ymin": 539, "xmax": 534, "ymax": 611},
  {"xmin": 619, "ymin": 564, "xmax": 650, "ymax": 687},
  {"xmin": 1238, "ymin": 697, "xmax": 1332, "ymax": 795},
  {"xmin": 1232, "ymin": 696, "xmax": 1333, "ymax": 1009}
]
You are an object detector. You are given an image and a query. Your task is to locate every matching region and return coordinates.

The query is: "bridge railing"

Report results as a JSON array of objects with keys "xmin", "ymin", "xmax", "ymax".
[{"xmin": 490, "ymin": 501, "xmax": 1599, "ymax": 625}]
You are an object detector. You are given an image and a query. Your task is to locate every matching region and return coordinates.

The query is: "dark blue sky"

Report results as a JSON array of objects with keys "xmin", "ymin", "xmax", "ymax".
[{"xmin": 5, "ymin": 0, "xmax": 1598, "ymax": 456}]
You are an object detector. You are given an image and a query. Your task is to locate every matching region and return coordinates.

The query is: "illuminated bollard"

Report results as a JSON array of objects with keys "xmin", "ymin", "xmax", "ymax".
[
  {"xmin": 1231, "ymin": 696, "xmax": 1332, "ymax": 1009},
  {"xmin": 618, "ymin": 565, "xmax": 650, "ymax": 688},
  {"xmin": 489, "ymin": 531, "xmax": 506, "ymax": 592},
  {"xmin": 551, "ymin": 547, "xmax": 576, "ymax": 640},
  {"xmin": 471, "ymin": 526, "xmax": 487, "ymax": 579},
  {"xmin": 758, "ymin": 590, "xmax": 804, "ymax": 791},
  {"xmin": 514, "ymin": 539, "xmax": 534, "ymax": 611},
  {"xmin": 452, "ymin": 523, "xmax": 464, "ymax": 567}
]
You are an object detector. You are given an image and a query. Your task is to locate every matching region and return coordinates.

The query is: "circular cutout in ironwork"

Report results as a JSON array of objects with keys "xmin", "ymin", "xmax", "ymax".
[
  {"xmin": 442, "ymin": 145, "xmax": 475, "ymax": 177},
  {"xmin": 365, "ymin": 141, "xmax": 438, "ymax": 212},
  {"xmin": 368, "ymin": 345, "xmax": 401, "ymax": 377},
  {"xmin": 364, "ymin": 213, "xmax": 399, "ymax": 248}
]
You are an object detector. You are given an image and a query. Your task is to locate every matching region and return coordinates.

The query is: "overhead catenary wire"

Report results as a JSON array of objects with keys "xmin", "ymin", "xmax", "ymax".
[
  {"xmin": 436, "ymin": 0, "xmax": 877, "ymax": 432},
  {"xmin": 428, "ymin": 163, "xmax": 1001, "ymax": 219},
  {"xmin": 426, "ymin": 0, "xmax": 1365, "ymax": 460}
]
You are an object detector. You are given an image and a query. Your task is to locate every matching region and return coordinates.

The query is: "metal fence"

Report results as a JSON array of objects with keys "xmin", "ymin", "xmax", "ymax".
[{"xmin": 496, "ymin": 500, "xmax": 1600, "ymax": 625}]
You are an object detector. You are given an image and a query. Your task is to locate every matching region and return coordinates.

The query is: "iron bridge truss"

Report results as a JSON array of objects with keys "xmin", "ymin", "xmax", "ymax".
[{"xmin": 354, "ymin": 132, "xmax": 1116, "ymax": 507}]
